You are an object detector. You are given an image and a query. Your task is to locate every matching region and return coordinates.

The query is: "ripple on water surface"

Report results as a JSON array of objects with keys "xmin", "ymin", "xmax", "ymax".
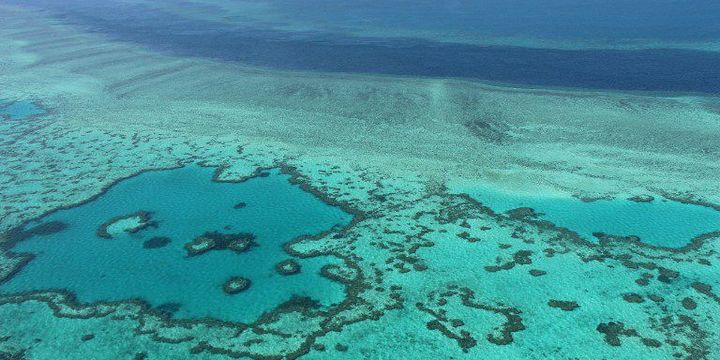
[{"xmin": 1, "ymin": 166, "xmax": 352, "ymax": 322}]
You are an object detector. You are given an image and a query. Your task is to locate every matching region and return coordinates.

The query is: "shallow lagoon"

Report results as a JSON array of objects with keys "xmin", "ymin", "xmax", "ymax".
[
  {"xmin": 1, "ymin": 166, "xmax": 352, "ymax": 322},
  {"xmin": 0, "ymin": 100, "xmax": 44, "ymax": 121},
  {"xmin": 453, "ymin": 184, "xmax": 720, "ymax": 248}
]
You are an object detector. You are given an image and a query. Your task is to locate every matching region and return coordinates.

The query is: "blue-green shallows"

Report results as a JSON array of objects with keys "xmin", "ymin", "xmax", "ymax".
[
  {"xmin": 458, "ymin": 185, "xmax": 720, "ymax": 248},
  {"xmin": 0, "ymin": 100, "xmax": 45, "ymax": 120},
  {"xmin": 1, "ymin": 166, "xmax": 352, "ymax": 322}
]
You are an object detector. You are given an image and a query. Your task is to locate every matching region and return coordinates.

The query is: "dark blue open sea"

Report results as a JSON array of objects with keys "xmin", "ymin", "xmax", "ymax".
[{"xmin": 16, "ymin": 0, "xmax": 720, "ymax": 93}]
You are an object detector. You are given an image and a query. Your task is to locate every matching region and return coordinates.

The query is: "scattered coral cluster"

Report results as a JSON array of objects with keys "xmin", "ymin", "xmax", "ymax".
[{"xmin": 184, "ymin": 231, "xmax": 257, "ymax": 257}]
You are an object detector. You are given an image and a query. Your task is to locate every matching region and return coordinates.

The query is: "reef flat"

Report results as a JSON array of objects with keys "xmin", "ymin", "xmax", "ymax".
[{"xmin": 0, "ymin": 2, "xmax": 719, "ymax": 359}]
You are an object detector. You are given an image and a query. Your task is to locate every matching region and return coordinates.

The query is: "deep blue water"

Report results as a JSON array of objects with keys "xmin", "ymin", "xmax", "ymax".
[
  {"xmin": 1, "ymin": 166, "xmax": 351, "ymax": 322},
  {"xmin": 256, "ymin": 0, "xmax": 720, "ymax": 42},
  {"xmin": 15, "ymin": 0, "xmax": 720, "ymax": 93}
]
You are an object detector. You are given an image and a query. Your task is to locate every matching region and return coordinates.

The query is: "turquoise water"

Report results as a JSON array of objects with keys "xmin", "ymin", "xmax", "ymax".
[
  {"xmin": 0, "ymin": 100, "xmax": 44, "ymax": 120},
  {"xmin": 1, "ymin": 166, "xmax": 351, "ymax": 322},
  {"xmin": 455, "ymin": 185, "xmax": 720, "ymax": 248}
]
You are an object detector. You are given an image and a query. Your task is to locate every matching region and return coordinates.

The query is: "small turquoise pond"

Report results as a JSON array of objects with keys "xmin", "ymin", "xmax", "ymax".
[
  {"xmin": 0, "ymin": 100, "xmax": 45, "ymax": 120},
  {"xmin": 452, "ymin": 184, "xmax": 720, "ymax": 248},
  {"xmin": 1, "ymin": 166, "xmax": 352, "ymax": 322}
]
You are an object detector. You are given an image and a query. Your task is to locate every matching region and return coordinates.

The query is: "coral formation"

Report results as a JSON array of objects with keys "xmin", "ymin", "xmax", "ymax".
[
  {"xmin": 223, "ymin": 277, "xmax": 251, "ymax": 295},
  {"xmin": 275, "ymin": 259, "xmax": 301, "ymax": 275},
  {"xmin": 184, "ymin": 231, "xmax": 256, "ymax": 257}
]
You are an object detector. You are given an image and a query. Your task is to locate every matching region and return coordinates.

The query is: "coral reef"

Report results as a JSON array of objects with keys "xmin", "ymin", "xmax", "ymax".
[
  {"xmin": 184, "ymin": 231, "xmax": 256, "ymax": 257},
  {"xmin": 275, "ymin": 259, "xmax": 301, "ymax": 275},
  {"xmin": 96, "ymin": 211, "xmax": 154, "ymax": 239},
  {"xmin": 223, "ymin": 277, "xmax": 251, "ymax": 295}
]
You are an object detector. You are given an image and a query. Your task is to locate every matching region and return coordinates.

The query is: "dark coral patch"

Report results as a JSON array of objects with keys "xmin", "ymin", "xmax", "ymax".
[
  {"xmin": 628, "ymin": 195, "xmax": 655, "ymax": 203},
  {"xmin": 528, "ymin": 269, "xmax": 547, "ymax": 277},
  {"xmin": 11, "ymin": 221, "xmax": 68, "ymax": 242},
  {"xmin": 96, "ymin": 211, "xmax": 154, "ymax": 239},
  {"xmin": 505, "ymin": 207, "xmax": 540, "ymax": 220},
  {"xmin": 184, "ymin": 231, "xmax": 257, "ymax": 256},
  {"xmin": 416, "ymin": 287, "xmax": 524, "ymax": 350},
  {"xmin": 484, "ymin": 250, "xmax": 533, "ymax": 273},
  {"xmin": 143, "ymin": 236, "xmax": 171, "ymax": 249},
  {"xmin": 223, "ymin": 276, "xmax": 251, "ymax": 295},
  {"xmin": 597, "ymin": 322, "xmax": 636, "ymax": 346},
  {"xmin": 593, "ymin": 232, "xmax": 642, "ymax": 245},
  {"xmin": 657, "ymin": 267, "xmax": 680, "ymax": 284},
  {"xmin": 513, "ymin": 250, "xmax": 533, "ymax": 265},
  {"xmin": 156, "ymin": 302, "xmax": 182, "ymax": 317},
  {"xmin": 0, "ymin": 349, "xmax": 26, "ymax": 360},
  {"xmin": 622, "ymin": 293, "xmax": 645, "ymax": 304},
  {"xmin": 548, "ymin": 300, "xmax": 579, "ymax": 311},
  {"xmin": 226, "ymin": 237, "xmax": 255, "ymax": 253},
  {"xmin": 641, "ymin": 338, "xmax": 662, "ymax": 348},
  {"xmin": 682, "ymin": 297, "xmax": 697, "ymax": 310},
  {"xmin": 425, "ymin": 320, "xmax": 477, "ymax": 351},
  {"xmin": 596, "ymin": 321, "xmax": 663, "ymax": 349},
  {"xmin": 275, "ymin": 259, "xmax": 301, "ymax": 275}
]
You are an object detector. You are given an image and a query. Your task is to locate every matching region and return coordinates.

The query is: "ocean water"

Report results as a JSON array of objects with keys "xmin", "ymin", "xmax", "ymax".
[
  {"xmin": 1, "ymin": 166, "xmax": 351, "ymax": 322},
  {"xmin": 1, "ymin": 0, "xmax": 720, "ymax": 358},
  {"xmin": 453, "ymin": 185, "xmax": 720, "ymax": 248},
  {"xmin": 244, "ymin": 0, "xmax": 720, "ymax": 43},
  {"xmin": 12, "ymin": 0, "xmax": 720, "ymax": 93},
  {"xmin": 0, "ymin": 100, "xmax": 44, "ymax": 120}
]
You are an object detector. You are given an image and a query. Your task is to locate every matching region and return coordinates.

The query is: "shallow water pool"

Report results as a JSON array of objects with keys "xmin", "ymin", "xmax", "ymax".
[
  {"xmin": 0, "ymin": 100, "xmax": 44, "ymax": 120},
  {"xmin": 1, "ymin": 165, "xmax": 352, "ymax": 322},
  {"xmin": 452, "ymin": 184, "xmax": 720, "ymax": 248}
]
